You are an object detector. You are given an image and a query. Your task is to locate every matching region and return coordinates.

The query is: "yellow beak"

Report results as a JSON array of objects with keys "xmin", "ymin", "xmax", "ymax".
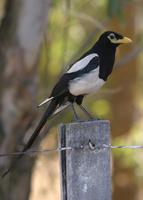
[{"xmin": 116, "ymin": 37, "xmax": 132, "ymax": 44}]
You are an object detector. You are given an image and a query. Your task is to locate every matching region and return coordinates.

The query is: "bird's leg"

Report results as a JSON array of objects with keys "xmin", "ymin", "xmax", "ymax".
[
  {"xmin": 70, "ymin": 103, "xmax": 79, "ymax": 121},
  {"xmin": 78, "ymin": 104, "xmax": 94, "ymax": 120},
  {"xmin": 79, "ymin": 104, "xmax": 100, "ymax": 120}
]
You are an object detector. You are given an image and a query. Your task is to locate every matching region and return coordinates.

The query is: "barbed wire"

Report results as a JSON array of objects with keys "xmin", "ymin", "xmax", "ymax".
[
  {"xmin": 103, "ymin": 144, "xmax": 143, "ymax": 149},
  {"xmin": 0, "ymin": 147, "xmax": 72, "ymax": 157},
  {"xmin": 0, "ymin": 143, "xmax": 143, "ymax": 158}
]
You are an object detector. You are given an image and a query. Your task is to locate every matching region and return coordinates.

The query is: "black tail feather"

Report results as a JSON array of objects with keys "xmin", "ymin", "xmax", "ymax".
[{"xmin": 1, "ymin": 99, "xmax": 58, "ymax": 178}]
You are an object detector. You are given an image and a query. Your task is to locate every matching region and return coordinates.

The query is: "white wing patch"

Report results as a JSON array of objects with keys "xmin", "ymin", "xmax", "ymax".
[
  {"xmin": 67, "ymin": 53, "xmax": 99, "ymax": 73},
  {"xmin": 69, "ymin": 67, "xmax": 105, "ymax": 96}
]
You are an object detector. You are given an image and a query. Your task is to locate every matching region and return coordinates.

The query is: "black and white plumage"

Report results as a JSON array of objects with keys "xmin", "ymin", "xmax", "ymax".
[{"xmin": 2, "ymin": 31, "xmax": 132, "ymax": 177}]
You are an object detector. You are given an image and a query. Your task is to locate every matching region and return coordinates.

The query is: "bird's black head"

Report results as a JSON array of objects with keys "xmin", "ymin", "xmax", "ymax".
[{"xmin": 97, "ymin": 31, "xmax": 132, "ymax": 47}]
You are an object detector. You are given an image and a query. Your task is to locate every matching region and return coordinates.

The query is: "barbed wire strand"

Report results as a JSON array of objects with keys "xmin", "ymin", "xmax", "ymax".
[
  {"xmin": 0, "ymin": 147, "xmax": 72, "ymax": 157},
  {"xmin": 0, "ymin": 144, "xmax": 143, "ymax": 158},
  {"xmin": 104, "ymin": 144, "xmax": 143, "ymax": 149}
]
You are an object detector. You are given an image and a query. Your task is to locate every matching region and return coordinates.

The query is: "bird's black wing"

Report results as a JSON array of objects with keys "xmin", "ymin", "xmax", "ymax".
[
  {"xmin": 70, "ymin": 55, "xmax": 100, "ymax": 77},
  {"xmin": 51, "ymin": 54, "xmax": 100, "ymax": 97},
  {"xmin": 48, "ymin": 55, "xmax": 100, "ymax": 108},
  {"xmin": 39, "ymin": 54, "xmax": 100, "ymax": 107},
  {"xmin": 50, "ymin": 74, "xmax": 70, "ymax": 97}
]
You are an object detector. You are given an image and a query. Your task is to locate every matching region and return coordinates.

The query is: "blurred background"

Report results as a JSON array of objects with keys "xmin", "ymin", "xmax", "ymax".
[{"xmin": 0, "ymin": 0, "xmax": 143, "ymax": 199}]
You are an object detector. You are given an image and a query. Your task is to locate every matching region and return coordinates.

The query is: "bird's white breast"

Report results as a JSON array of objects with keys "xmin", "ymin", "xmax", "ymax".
[{"xmin": 69, "ymin": 67, "xmax": 105, "ymax": 96}]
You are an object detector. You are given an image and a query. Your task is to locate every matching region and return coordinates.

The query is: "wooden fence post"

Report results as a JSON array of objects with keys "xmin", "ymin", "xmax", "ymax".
[{"xmin": 59, "ymin": 120, "xmax": 111, "ymax": 200}]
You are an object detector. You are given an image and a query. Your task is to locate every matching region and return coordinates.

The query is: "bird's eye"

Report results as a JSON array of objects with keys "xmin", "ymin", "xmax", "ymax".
[{"xmin": 109, "ymin": 33, "xmax": 115, "ymax": 40}]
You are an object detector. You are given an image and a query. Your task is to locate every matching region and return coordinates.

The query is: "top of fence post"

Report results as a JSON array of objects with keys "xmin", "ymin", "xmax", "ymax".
[{"xmin": 59, "ymin": 120, "xmax": 111, "ymax": 200}]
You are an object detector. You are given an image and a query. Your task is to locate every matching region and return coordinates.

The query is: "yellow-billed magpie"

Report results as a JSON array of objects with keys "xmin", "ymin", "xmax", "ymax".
[{"xmin": 2, "ymin": 31, "xmax": 132, "ymax": 177}]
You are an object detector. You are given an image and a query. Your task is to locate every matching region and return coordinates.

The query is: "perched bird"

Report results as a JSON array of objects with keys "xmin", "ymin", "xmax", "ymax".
[{"xmin": 2, "ymin": 31, "xmax": 132, "ymax": 177}]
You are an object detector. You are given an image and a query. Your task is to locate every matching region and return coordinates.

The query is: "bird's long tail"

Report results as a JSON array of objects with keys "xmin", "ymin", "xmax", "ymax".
[{"xmin": 1, "ymin": 99, "xmax": 58, "ymax": 178}]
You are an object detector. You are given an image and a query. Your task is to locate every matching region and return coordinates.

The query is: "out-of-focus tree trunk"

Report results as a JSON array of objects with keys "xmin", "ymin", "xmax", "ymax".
[
  {"xmin": 108, "ymin": 2, "xmax": 137, "ymax": 200},
  {"xmin": 0, "ymin": 0, "xmax": 51, "ymax": 199}
]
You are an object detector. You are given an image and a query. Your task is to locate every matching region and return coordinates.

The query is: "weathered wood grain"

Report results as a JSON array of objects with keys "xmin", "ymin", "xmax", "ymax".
[{"xmin": 59, "ymin": 120, "xmax": 111, "ymax": 200}]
